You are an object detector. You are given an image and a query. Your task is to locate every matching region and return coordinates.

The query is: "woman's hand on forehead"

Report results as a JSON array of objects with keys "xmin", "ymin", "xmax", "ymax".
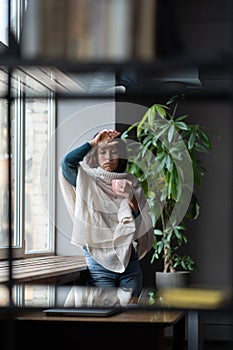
[{"xmin": 90, "ymin": 129, "xmax": 121, "ymax": 148}]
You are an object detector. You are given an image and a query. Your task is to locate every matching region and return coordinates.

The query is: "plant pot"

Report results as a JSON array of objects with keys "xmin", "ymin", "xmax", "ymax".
[{"xmin": 155, "ymin": 271, "xmax": 191, "ymax": 290}]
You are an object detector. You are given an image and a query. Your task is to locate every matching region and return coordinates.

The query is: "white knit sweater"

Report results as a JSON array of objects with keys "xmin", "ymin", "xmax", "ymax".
[{"xmin": 59, "ymin": 160, "xmax": 154, "ymax": 273}]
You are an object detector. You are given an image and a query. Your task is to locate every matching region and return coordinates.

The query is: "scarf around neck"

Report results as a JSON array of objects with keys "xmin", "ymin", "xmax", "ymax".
[{"xmin": 71, "ymin": 159, "xmax": 154, "ymax": 273}]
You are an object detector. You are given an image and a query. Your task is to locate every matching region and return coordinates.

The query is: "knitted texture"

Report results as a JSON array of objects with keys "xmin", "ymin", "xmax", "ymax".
[{"xmin": 59, "ymin": 160, "xmax": 154, "ymax": 272}]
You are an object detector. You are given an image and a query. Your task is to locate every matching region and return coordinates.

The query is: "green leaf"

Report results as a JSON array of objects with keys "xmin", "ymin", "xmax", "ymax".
[
  {"xmin": 194, "ymin": 142, "xmax": 209, "ymax": 153},
  {"xmin": 167, "ymin": 169, "xmax": 173, "ymax": 199},
  {"xmin": 157, "ymin": 241, "xmax": 164, "ymax": 254},
  {"xmin": 192, "ymin": 159, "xmax": 203, "ymax": 187},
  {"xmin": 156, "ymin": 152, "xmax": 166, "ymax": 160},
  {"xmin": 121, "ymin": 122, "xmax": 138, "ymax": 138},
  {"xmin": 175, "ymin": 174, "xmax": 183, "ymax": 202},
  {"xmin": 168, "ymin": 124, "xmax": 175, "ymax": 142},
  {"xmin": 137, "ymin": 111, "xmax": 150, "ymax": 137},
  {"xmin": 167, "ymin": 230, "xmax": 173, "ymax": 241},
  {"xmin": 166, "ymin": 95, "xmax": 179, "ymax": 105},
  {"xmin": 154, "ymin": 104, "xmax": 167, "ymax": 118},
  {"xmin": 148, "ymin": 109, "xmax": 155, "ymax": 127},
  {"xmin": 170, "ymin": 168, "xmax": 179, "ymax": 200},
  {"xmin": 141, "ymin": 142, "xmax": 152, "ymax": 157},
  {"xmin": 165, "ymin": 155, "xmax": 173, "ymax": 173},
  {"xmin": 142, "ymin": 134, "xmax": 153, "ymax": 145},
  {"xmin": 157, "ymin": 155, "xmax": 167, "ymax": 171},
  {"xmin": 154, "ymin": 229, "xmax": 163, "ymax": 236},
  {"xmin": 152, "ymin": 137, "xmax": 158, "ymax": 147},
  {"xmin": 198, "ymin": 128, "xmax": 212, "ymax": 149},
  {"xmin": 174, "ymin": 121, "xmax": 189, "ymax": 130},
  {"xmin": 155, "ymin": 123, "xmax": 170, "ymax": 139},
  {"xmin": 175, "ymin": 114, "xmax": 188, "ymax": 122},
  {"xmin": 186, "ymin": 194, "xmax": 200, "ymax": 220},
  {"xmin": 152, "ymin": 235, "xmax": 157, "ymax": 247},
  {"xmin": 188, "ymin": 133, "xmax": 196, "ymax": 150}
]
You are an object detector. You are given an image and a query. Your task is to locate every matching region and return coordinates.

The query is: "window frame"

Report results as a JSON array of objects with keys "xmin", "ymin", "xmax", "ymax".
[
  {"xmin": 23, "ymin": 92, "xmax": 56, "ymax": 257},
  {"xmin": 0, "ymin": 0, "xmax": 56, "ymax": 259},
  {"xmin": 0, "ymin": 76, "xmax": 56, "ymax": 259}
]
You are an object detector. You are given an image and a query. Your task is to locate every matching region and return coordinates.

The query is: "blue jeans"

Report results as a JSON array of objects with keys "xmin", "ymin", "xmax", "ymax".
[{"xmin": 83, "ymin": 246, "xmax": 142, "ymax": 297}]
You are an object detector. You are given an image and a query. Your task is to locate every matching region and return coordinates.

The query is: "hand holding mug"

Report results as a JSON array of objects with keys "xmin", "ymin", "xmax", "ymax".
[{"xmin": 112, "ymin": 179, "xmax": 133, "ymax": 200}]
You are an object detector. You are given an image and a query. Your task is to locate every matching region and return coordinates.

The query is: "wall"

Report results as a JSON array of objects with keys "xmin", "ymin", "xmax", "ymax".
[
  {"xmin": 182, "ymin": 101, "xmax": 233, "ymax": 288},
  {"xmin": 56, "ymin": 73, "xmax": 116, "ymax": 256},
  {"xmin": 55, "ymin": 0, "xmax": 233, "ymax": 342},
  {"xmin": 116, "ymin": 0, "xmax": 233, "ymax": 341}
]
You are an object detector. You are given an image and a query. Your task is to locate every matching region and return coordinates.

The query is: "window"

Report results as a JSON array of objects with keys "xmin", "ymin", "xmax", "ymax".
[
  {"xmin": 0, "ymin": 284, "xmax": 55, "ymax": 307},
  {"xmin": 0, "ymin": 0, "xmax": 56, "ymax": 258},
  {"xmin": 24, "ymin": 97, "xmax": 55, "ymax": 254},
  {"xmin": 19, "ymin": 284, "xmax": 55, "ymax": 307},
  {"xmin": 0, "ymin": 99, "xmax": 8, "ymax": 250},
  {"xmin": 0, "ymin": 76, "xmax": 56, "ymax": 259},
  {"xmin": 0, "ymin": 0, "xmax": 20, "ymax": 47}
]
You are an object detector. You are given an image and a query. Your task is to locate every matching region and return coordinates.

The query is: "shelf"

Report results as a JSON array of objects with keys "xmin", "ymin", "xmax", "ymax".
[
  {"xmin": 1, "ymin": 48, "xmax": 232, "ymax": 99},
  {"xmin": 1, "ymin": 49, "xmax": 233, "ymax": 72}
]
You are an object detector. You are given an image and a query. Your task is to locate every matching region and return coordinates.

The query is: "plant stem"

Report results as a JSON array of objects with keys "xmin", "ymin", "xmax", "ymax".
[{"xmin": 171, "ymin": 99, "xmax": 179, "ymax": 119}]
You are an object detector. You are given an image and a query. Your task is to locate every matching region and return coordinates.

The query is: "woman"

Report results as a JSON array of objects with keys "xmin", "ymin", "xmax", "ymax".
[{"xmin": 60, "ymin": 129, "xmax": 153, "ymax": 298}]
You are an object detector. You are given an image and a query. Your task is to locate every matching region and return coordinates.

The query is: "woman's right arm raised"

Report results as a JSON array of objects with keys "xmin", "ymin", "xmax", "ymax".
[{"xmin": 60, "ymin": 142, "xmax": 92, "ymax": 187}]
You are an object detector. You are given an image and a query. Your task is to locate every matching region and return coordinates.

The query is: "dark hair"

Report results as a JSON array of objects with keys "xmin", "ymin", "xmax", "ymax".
[{"xmin": 85, "ymin": 136, "xmax": 128, "ymax": 173}]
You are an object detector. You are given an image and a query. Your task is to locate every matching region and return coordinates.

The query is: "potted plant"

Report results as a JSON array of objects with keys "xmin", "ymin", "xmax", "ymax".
[{"xmin": 121, "ymin": 95, "xmax": 213, "ymax": 289}]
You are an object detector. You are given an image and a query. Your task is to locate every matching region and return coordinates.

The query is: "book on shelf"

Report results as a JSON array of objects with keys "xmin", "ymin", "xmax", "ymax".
[
  {"xmin": 20, "ymin": 0, "xmax": 158, "ymax": 62},
  {"xmin": 132, "ymin": 0, "xmax": 157, "ymax": 60}
]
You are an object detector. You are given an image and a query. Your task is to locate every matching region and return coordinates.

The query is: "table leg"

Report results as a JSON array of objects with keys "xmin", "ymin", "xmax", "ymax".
[
  {"xmin": 173, "ymin": 313, "xmax": 186, "ymax": 350},
  {"xmin": 187, "ymin": 311, "xmax": 203, "ymax": 350},
  {"xmin": 158, "ymin": 328, "xmax": 165, "ymax": 350}
]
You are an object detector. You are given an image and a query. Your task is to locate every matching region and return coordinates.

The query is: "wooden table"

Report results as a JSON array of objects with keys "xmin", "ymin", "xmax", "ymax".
[{"xmin": 14, "ymin": 309, "xmax": 186, "ymax": 350}]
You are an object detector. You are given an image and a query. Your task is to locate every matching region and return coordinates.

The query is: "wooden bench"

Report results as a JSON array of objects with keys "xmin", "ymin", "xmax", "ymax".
[{"xmin": 0, "ymin": 255, "xmax": 87, "ymax": 284}]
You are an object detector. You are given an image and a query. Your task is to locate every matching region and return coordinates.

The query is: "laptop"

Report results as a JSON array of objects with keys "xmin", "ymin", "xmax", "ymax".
[
  {"xmin": 43, "ymin": 307, "xmax": 122, "ymax": 317},
  {"xmin": 43, "ymin": 286, "xmax": 133, "ymax": 317}
]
